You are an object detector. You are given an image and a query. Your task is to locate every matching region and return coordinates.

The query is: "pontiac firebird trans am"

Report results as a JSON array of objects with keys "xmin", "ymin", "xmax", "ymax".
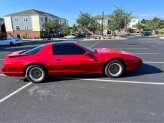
[{"xmin": 1, "ymin": 41, "xmax": 142, "ymax": 83}]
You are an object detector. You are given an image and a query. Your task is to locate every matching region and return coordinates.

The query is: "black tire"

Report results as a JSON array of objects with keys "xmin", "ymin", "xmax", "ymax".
[
  {"xmin": 17, "ymin": 43, "xmax": 22, "ymax": 46},
  {"xmin": 104, "ymin": 60, "xmax": 125, "ymax": 78},
  {"xmin": 10, "ymin": 42, "xmax": 14, "ymax": 46},
  {"xmin": 25, "ymin": 65, "xmax": 46, "ymax": 83}
]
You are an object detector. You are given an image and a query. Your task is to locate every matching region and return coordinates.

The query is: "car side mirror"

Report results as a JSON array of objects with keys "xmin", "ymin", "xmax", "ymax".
[
  {"xmin": 85, "ymin": 51, "xmax": 92, "ymax": 56},
  {"xmin": 85, "ymin": 51, "xmax": 97, "ymax": 61},
  {"xmin": 85, "ymin": 51, "xmax": 95, "ymax": 57}
]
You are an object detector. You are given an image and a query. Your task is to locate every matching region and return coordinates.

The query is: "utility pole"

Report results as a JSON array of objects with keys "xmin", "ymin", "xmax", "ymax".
[{"xmin": 101, "ymin": 12, "xmax": 104, "ymax": 36}]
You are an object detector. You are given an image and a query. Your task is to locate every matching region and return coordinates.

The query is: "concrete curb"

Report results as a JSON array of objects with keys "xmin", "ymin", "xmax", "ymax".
[
  {"xmin": 22, "ymin": 37, "xmax": 126, "ymax": 41},
  {"xmin": 81, "ymin": 38, "xmax": 126, "ymax": 41},
  {"xmin": 159, "ymin": 37, "xmax": 164, "ymax": 39},
  {"xmin": 22, "ymin": 38, "xmax": 69, "ymax": 41}
]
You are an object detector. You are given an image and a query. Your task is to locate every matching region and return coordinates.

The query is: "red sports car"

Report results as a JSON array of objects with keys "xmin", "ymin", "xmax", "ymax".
[{"xmin": 1, "ymin": 41, "xmax": 142, "ymax": 83}]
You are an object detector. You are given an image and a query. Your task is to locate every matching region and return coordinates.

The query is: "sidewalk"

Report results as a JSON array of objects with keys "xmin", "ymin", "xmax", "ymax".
[
  {"xmin": 22, "ymin": 38, "xmax": 69, "ymax": 41},
  {"xmin": 159, "ymin": 37, "xmax": 164, "ymax": 39},
  {"xmin": 81, "ymin": 37, "xmax": 126, "ymax": 41},
  {"xmin": 22, "ymin": 37, "xmax": 126, "ymax": 41}
]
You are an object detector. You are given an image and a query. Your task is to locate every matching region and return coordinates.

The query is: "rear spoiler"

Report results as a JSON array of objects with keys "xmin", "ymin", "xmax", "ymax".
[{"xmin": 7, "ymin": 50, "xmax": 27, "ymax": 58}]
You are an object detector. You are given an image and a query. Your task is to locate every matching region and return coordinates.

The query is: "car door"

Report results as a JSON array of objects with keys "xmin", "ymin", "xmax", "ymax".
[
  {"xmin": 0, "ymin": 39, "xmax": 3, "ymax": 45},
  {"xmin": 7, "ymin": 38, "xmax": 14, "ymax": 45},
  {"xmin": 51, "ymin": 43, "xmax": 98, "ymax": 76},
  {"xmin": 0, "ymin": 38, "xmax": 8, "ymax": 45},
  {"xmin": 2, "ymin": 38, "xmax": 11, "ymax": 45}
]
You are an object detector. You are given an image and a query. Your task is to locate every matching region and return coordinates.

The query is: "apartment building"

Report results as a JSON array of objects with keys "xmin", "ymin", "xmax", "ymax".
[
  {"xmin": 95, "ymin": 14, "xmax": 139, "ymax": 33},
  {"xmin": 127, "ymin": 17, "xmax": 139, "ymax": 29},
  {"xmin": 95, "ymin": 14, "xmax": 111, "ymax": 34},
  {"xmin": 4, "ymin": 9, "xmax": 68, "ymax": 39},
  {"xmin": 95, "ymin": 14, "xmax": 111, "ymax": 27}
]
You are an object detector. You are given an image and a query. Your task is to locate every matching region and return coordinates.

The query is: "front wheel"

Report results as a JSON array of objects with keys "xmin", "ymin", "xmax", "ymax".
[
  {"xmin": 26, "ymin": 65, "xmax": 46, "ymax": 83},
  {"xmin": 104, "ymin": 60, "xmax": 125, "ymax": 78}
]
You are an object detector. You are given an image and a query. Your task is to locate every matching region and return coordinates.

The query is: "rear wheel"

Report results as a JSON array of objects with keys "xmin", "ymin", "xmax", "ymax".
[
  {"xmin": 104, "ymin": 60, "xmax": 125, "ymax": 78},
  {"xmin": 26, "ymin": 65, "xmax": 46, "ymax": 83}
]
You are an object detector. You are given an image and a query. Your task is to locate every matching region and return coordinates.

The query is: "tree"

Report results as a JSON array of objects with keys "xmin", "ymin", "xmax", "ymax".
[
  {"xmin": 42, "ymin": 20, "xmax": 60, "ymax": 33},
  {"xmin": 42, "ymin": 19, "xmax": 63, "ymax": 38},
  {"xmin": 159, "ymin": 20, "xmax": 164, "ymax": 29},
  {"xmin": 61, "ymin": 25, "xmax": 70, "ymax": 35},
  {"xmin": 151, "ymin": 18, "xmax": 162, "ymax": 30},
  {"xmin": 136, "ymin": 23, "xmax": 144, "ymax": 31},
  {"xmin": 76, "ymin": 12, "xmax": 98, "ymax": 33},
  {"xmin": 140, "ymin": 19, "xmax": 149, "ymax": 24},
  {"xmin": 71, "ymin": 24, "xmax": 78, "ymax": 34},
  {"xmin": 108, "ymin": 7, "xmax": 131, "ymax": 31},
  {"xmin": 97, "ymin": 24, "xmax": 106, "ymax": 33},
  {"xmin": 140, "ymin": 18, "xmax": 164, "ymax": 31}
]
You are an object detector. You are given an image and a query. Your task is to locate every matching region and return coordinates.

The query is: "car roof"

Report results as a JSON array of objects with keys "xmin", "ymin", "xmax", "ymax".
[{"xmin": 52, "ymin": 41, "xmax": 77, "ymax": 45}]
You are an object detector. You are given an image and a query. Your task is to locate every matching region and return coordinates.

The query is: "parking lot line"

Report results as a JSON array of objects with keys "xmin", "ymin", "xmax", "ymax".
[
  {"xmin": 0, "ymin": 82, "xmax": 32, "ymax": 104},
  {"xmin": 114, "ymin": 48, "xmax": 148, "ymax": 49},
  {"xmin": 132, "ymin": 53, "xmax": 159, "ymax": 55},
  {"xmin": 90, "ymin": 40, "xmax": 103, "ymax": 47},
  {"xmin": 144, "ymin": 62, "xmax": 164, "ymax": 64},
  {"xmin": 0, "ymin": 74, "xmax": 6, "ymax": 76},
  {"xmin": 75, "ymin": 78, "xmax": 164, "ymax": 86}
]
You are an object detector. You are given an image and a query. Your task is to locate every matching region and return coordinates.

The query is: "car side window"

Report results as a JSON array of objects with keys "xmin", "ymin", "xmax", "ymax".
[
  {"xmin": 2, "ymin": 38, "xmax": 7, "ymax": 40},
  {"xmin": 53, "ymin": 43, "xmax": 86, "ymax": 55}
]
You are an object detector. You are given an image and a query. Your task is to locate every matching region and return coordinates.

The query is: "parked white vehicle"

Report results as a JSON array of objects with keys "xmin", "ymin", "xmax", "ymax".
[
  {"xmin": 64, "ymin": 35, "xmax": 76, "ymax": 39},
  {"xmin": 0, "ymin": 38, "xmax": 22, "ymax": 46}
]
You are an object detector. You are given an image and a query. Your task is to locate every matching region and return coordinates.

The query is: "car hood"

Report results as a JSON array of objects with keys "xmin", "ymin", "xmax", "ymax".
[
  {"xmin": 95, "ymin": 48, "xmax": 141, "ymax": 61},
  {"xmin": 95, "ymin": 48, "xmax": 128, "ymax": 54}
]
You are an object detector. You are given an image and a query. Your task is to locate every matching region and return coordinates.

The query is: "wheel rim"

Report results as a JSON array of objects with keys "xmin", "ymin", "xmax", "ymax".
[
  {"xmin": 108, "ymin": 63, "xmax": 122, "ymax": 77},
  {"xmin": 29, "ymin": 67, "xmax": 44, "ymax": 82}
]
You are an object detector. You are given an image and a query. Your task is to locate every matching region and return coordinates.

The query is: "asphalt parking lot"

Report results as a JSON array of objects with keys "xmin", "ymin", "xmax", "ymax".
[{"xmin": 0, "ymin": 36, "xmax": 164, "ymax": 122}]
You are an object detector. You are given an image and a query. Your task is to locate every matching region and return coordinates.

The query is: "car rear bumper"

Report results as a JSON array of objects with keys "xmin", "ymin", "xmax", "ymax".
[{"xmin": 1, "ymin": 66, "xmax": 24, "ymax": 76}]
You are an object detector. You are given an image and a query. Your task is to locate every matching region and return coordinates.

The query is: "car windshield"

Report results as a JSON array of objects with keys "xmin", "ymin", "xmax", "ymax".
[{"xmin": 79, "ymin": 43, "xmax": 97, "ymax": 54}]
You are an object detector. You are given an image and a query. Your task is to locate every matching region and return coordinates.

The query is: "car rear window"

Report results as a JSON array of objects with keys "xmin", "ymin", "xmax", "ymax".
[{"xmin": 21, "ymin": 45, "xmax": 44, "ymax": 55}]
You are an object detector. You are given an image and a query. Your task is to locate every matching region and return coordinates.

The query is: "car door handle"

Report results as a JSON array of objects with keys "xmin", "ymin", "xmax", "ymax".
[{"xmin": 56, "ymin": 59, "xmax": 62, "ymax": 61}]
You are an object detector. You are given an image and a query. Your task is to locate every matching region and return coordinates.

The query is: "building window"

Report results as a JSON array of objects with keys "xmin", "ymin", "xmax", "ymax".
[
  {"xmin": 132, "ymin": 20, "xmax": 136, "ymax": 23},
  {"xmin": 55, "ymin": 20, "xmax": 59, "ymax": 23},
  {"xmin": 15, "ymin": 18, "xmax": 19, "ymax": 22},
  {"xmin": 16, "ymin": 26, "xmax": 20, "ymax": 30},
  {"xmin": 45, "ymin": 17, "xmax": 48, "ymax": 22},
  {"xmin": 24, "ymin": 26, "xmax": 29, "ymax": 30},
  {"xmin": 24, "ymin": 17, "xmax": 28, "ymax": 22},
  {"xmin": 132, "ymin": 25, "xmax": 136, "ymax": 28},
  {"xmin": 25, "ymin": 33, "xmax": 30, "ymax": 39},
  {"xmin": 41, "ymin": 17, "xmax": 44, "ymax": 21}
]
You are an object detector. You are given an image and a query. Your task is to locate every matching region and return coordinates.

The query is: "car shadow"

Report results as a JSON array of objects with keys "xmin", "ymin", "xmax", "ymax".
[
  {"xmin": 41, "ymin": 74, "xmax": 104, "ymax": 83},
  {"xmin": 124, "ymin": 63, "xmax": 163, "ymax": 77},
  {"xmin": 39, "ymin": 64, "xmax": 163, "ymax": 83},
  {"xmin": 22, "ymin": 64, "xmax": 163, "ymax": 83}
]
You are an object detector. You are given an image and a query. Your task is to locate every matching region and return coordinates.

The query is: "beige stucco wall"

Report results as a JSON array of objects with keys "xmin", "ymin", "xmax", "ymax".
[
  {"xmin": 4, "ymin": 17, "xmax": 13, "ymax": 32},
  {"xmin": 31, "ymin": 15, "xmax": 40, "ymax": 31},
  {"xmin": 129, "ymin": 18, "xmax": 139, "ymax": 29}
]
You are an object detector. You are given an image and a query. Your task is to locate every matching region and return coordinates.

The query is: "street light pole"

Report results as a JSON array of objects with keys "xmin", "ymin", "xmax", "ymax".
[{"xmin": 102, "ymin": 12, "xmax": 104, "ymax": 36}]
